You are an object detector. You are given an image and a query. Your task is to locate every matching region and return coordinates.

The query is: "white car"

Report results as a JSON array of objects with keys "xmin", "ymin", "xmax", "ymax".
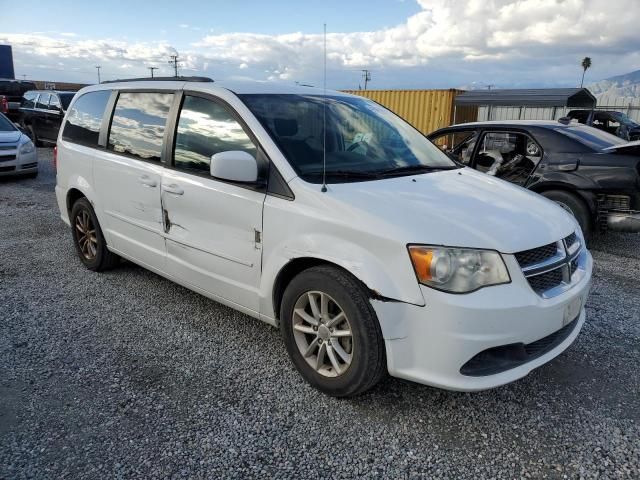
[
  {"xmin": 0, "ymin": 112, "xmax": 37, "ymax": 177},
  {"xmin": 54, "ymin": 78, "xmax": 592, "ymax": 396}
]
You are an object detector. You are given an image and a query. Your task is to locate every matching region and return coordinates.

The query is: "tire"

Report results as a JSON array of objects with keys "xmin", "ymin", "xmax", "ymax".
[
  {"xmin": 541, "ymin": 190, "xmax": 592, "ymax": 239},
  {"xmin": 70, "ymin": 197, "xmax": 119, "ymax": 271},
  {"xmin": 27, "ymin": 125, "xmax": 43, "ymax": 147},
  {"xmin": 280, "ymin": 265, "xmax": 386, "ymax": 397}
]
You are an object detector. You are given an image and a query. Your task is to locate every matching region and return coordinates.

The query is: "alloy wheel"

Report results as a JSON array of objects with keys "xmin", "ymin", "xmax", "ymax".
[
  {"xmin": 75, "ymin": 209, "xmax": 98, "ymax": 260},
  {"xmin": 292, "ymin": 291, "xmax": 354, "ymax": 378}
]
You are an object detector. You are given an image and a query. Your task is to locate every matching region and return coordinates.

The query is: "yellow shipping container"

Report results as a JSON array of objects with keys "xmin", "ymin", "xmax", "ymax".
[{"xmin": 342, "ymin": 89, "xmax": 475, "ymax": 135}]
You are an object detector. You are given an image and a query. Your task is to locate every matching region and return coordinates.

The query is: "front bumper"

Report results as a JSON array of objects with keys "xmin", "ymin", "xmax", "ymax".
[
  {"xmin": 0, "ymin": 148, "xmax": 38, "ymax": 176},
  {"xmin": 373, "ymin": 250, "xmax": 593, "ymax": 391}
]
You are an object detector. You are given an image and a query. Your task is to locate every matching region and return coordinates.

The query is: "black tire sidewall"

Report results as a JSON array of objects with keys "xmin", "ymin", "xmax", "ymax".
[
  {"xmin": 280, "ymin": 267, "xmax": 385, "ymax": 397},
  {"xmin": 70, "ymin": 198, "xmax": 109, "ymax": 271},
  {"xmin": 542, "ymin": 190, "xmax": 591, "ymax": 238}
]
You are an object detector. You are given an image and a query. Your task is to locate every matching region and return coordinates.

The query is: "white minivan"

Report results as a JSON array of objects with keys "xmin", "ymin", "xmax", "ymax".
[{"xmin": 55, "ymin": 78, "xmax": 592, "ymax": 396}]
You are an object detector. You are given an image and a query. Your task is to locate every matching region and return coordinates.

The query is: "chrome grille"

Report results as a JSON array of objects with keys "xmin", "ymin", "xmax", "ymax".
[
  {"xmin": 0, "ymin": 154, "xmax": 17, "ymax": 162},
  {"xmin": 527, "ymin": 269, "xmax": 563, "ymax": 294},
  {"xmin": 515, "ymin": 232, "xmax": 585, "ymax": 298},
  {"xmin": 514, "ymin": 242, "xmax": 558, "ymax": 268}
]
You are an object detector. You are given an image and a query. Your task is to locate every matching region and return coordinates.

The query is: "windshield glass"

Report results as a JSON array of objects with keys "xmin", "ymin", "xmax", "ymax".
[
  {"xmin": 0, "ymin": 113, "xmax": 17, "ymax": 132},
  {"xmin": 555, "ymin": 125, "xmax": 626, "ymax": 151},
  {"xmin": 240, "ymin": 94, "xmax": 457, "ymax": 183},
  {"xmin": 609, "ymin": 111, "xmax": 639, "ymax": 127},
  {"xmin": 59, "ymin": 93, "xmax": 75, "ymax": 110}
]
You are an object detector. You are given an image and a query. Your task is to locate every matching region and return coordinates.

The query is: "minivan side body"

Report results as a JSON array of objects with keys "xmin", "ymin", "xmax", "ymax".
[{"xmin": 55, "ymin": 79, "xmax": 592, "ymax": 396}]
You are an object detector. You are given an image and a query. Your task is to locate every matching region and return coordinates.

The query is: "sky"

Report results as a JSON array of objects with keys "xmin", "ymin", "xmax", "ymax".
[{"xmin": 1, "ymin": 0, "xmax": 639, "ymax": 90}]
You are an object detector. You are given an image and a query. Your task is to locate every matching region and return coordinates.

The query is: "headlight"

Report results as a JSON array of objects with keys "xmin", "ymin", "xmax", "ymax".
[
  {"xmin": 408, "ymin": 245, "xmax": 510, "ymax": 293},
  {"xmin": 18, "ymin": 139, "xmax": 35, "ymax": 155}
]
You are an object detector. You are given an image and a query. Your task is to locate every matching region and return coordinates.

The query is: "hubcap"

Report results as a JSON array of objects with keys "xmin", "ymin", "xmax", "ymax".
[
  {"xmin": 75, "ymin": 209, "xmax": 98, "ymax": 260},
  {"xmin": 292, "ymin": 291, "xmax": 353, "ymax": 378}
]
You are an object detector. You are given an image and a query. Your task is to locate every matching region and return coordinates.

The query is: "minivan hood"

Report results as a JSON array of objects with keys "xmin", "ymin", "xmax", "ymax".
[
  {"xmin": 0, "ymin": 130, "xmax": 22, "ymax": 144},
  {"xmin": 314, "ymin": 168, "xmax": 577, "ymax": 254}
]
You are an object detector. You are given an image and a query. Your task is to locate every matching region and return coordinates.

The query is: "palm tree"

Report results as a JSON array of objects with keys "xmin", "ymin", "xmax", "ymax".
[{"xmin": 580, "ymin": 57, "xmax": 592, "ymax": 88}]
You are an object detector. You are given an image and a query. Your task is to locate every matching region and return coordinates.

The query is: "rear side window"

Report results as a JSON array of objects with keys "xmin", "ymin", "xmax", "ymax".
[
  {"xmin": 36, "ymin": 93, "xmax": 50, "ymax": 109},
  {"xmin": 174, "ymin": 95, "xmax": 257, "ymax": 173},
  {"xmin": 22, "ymin": 92, "xmax": 38, "ymax": 108},
  {"xmin": 108, "ymin": 92, "xmax": 174, "ymax": 162},
  {"xmin": 62, "ymin": 90, "xmax": 111, "ymax": 147}
]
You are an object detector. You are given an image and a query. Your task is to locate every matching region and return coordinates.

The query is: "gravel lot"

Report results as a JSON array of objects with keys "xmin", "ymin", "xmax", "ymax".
[{"xmin": 1, "ymin": 148, "xmax": 639, "ymax": 479}]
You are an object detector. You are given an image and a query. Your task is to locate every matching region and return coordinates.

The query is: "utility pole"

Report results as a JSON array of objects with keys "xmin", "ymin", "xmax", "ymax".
[
  {"xmin": 487, "ymin": 84, "xmax": 494, "ymax": 90},
  {"xmin": 168, "ymin": 55, "xmax": 179, "ymax": 77},
  {"xmin": 148, "ymin": 66, "xmax": 159, "ymax": 78},
  {"xmin": 361, "ymin": 69, "xmax": 371, "ymax": 90},
  {"xmin": 21, "ymin": 74, "xmax": 27, "ymax": 80},
  {"xmin": 95, "ymin": 65, "xmax": 101, "ymax": 84}
]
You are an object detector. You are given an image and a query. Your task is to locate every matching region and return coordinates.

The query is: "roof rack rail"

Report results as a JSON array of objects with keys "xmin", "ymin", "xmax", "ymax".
[{"xmin": 101, "ymin": 76, "xmax": 214, "ymax": 84}]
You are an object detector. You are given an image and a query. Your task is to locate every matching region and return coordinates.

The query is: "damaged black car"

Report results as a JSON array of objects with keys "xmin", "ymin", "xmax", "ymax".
[{"xmin": 429, "ymin": 120, "xmax": 640, "ymax": 238}]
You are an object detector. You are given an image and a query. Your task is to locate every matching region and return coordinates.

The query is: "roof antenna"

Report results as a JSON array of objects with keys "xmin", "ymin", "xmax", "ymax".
[{"xmin": 321, "ymin": 23, "xmax": 328, "ymax": 193}]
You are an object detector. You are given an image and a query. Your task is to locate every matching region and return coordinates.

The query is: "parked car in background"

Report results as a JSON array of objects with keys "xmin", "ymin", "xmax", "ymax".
[
  {"xmin": 19, "ymin": 90, "xmax": 75, "ymax": 146},
  {"xmin": 0, "ymin": 111, "xmax": 38, "ymax": 178},
  {"xmin": 566, "ymin": 109, "xmax": 640, "ymax": 141},
  {"xmin": 429, "ymin": 120, "xmax": 640, "ymax": 238},
  {"xmin": 55, "ymin": 78, "xmax": 591, "ymax": 396},
  {"xmin": 0, "ymin": 79, "xmax": 37, "ymax": 121}
]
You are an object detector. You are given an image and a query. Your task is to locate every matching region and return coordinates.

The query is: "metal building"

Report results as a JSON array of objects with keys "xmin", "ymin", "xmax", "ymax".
[{"xmin": 454, "ymin": 88, "xmax": 597, "ymax": 122}]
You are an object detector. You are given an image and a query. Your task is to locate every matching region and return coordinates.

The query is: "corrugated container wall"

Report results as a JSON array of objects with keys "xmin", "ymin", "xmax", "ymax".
[{"xmin": 342, "ymin": 89, "xmax": 472, "ymax": 134}]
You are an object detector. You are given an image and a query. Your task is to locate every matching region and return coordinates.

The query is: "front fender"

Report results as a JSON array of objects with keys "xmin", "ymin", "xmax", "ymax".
[{"xmin": 259, "ymin": 197, "xmax": 427, "ymax": 324}]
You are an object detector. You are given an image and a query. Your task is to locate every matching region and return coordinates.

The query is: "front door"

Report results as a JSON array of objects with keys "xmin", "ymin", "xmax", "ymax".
[
  {"xmin": 161, "ymin": 94, "xmax": 266, "ymax": 312},
  {"xmin": 93, "ymin": 91, "xmax": 174, "ymax": 270}
]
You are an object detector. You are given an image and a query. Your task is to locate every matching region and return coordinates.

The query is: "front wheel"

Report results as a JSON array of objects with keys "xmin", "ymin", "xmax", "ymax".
[
  {"xmin": 541, "ymin": 189, "xmax": 592, "ymax": 240},
  {"xmin": 280, "ymin": 265, "xmax": 386, "ymax": 397},
  {"xmin": 70, "ymin": 198, "xmax": 119, "ymax": 271}
]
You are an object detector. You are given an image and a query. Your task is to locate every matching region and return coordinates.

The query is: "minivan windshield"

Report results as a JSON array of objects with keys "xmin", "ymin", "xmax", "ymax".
[
  {"xmin": 555, "ymin": 125, "xmax": 626, "ymax": 151},
  {"xmin": 240, "ymin": 94, "xmax": 458, "ymax": 182}
]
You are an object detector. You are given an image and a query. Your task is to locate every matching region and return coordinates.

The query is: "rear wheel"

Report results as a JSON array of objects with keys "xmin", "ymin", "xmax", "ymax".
[
  {"xmin": 541, "ymin": 189, "xmax": 592, "ymax": 239},
  {"xmin": 70, "ymin": 197, "xmax": 119, "ymax": 271},
  {"xmin": 280, "ymin": 265, "xmax": 386, "ymax": 397}
]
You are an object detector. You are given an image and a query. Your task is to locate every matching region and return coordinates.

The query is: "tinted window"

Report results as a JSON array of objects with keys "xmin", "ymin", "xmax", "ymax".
[
  {"xmin": 22, "ymin": 91, "xmax": 38, "ymax": 108},
  {"xmin": 108, "ymin": 92, "xmax": 173, "ymax": 162},
  {"xmin": 59, "ymin": 93, "xmax": 74, "ymax": 110},
  {"xmin": 36, "ymin": 93, "xmax": 50, "ymax": 109},
  {"xmin": 174, "ymin": 95, "xmax": 257, "ymax": 173},
  {"xmin": 240, "ymin": 94, "xmax": 456, "ymax": 183},
  {"xmin": 62, "ymin": 90, "xmax": 111, "ymax": 147}
]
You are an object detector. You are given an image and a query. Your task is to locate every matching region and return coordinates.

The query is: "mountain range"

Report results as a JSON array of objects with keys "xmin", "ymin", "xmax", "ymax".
[{"xmin": 588, "ymin": 69, "xmax": 640, "ymax": 98}]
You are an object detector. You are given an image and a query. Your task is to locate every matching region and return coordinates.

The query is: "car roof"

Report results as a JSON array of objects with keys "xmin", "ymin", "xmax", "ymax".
[
  {"xmin": 28, "ymin": 90, "xmax": 76, "ymax": 94},
  {"xmin": 78, "ymin": 78, "xmax": 355, "ymax": 98}
]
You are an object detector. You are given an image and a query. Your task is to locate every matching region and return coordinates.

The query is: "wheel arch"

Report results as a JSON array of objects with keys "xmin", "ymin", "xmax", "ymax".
[{"xmin": 271, "ymin": 257, "xmax": 388, "ymax": 323}]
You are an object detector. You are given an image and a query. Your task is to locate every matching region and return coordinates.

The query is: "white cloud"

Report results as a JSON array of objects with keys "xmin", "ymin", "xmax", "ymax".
[{"xmin": 2, "ymin": 0, "xmax": 639, "ymax": 87}]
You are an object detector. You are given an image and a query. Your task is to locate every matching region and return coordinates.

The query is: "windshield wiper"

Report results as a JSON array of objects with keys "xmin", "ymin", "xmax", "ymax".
[
  {"xmin": 303, "ymin": 169, "xmax": 382, "ymax": 179},
  {"xmin": 376, "ymin": 164, "xmax": 459, "ymax": 176}
]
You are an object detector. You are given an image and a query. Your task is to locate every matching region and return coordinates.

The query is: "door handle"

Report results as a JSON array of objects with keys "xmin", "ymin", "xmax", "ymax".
[
  {"xmin": 138, "ymin": 175, "xmax": 157, "ymax": 188},
  {"xmin": 163, "ymin": 183, "xmax": 184, "ymax": 195}
]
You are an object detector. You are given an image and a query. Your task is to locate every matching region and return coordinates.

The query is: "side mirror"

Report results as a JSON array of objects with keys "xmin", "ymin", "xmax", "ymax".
[{"xmin": 210, "ymin": 150, "xmax": 258, "ymax": 183}]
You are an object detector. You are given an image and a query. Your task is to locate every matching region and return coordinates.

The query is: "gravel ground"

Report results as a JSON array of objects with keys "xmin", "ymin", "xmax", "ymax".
[{"xmin": 1, "ymin": 148, "xmax": 639, "ymax": 479}]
